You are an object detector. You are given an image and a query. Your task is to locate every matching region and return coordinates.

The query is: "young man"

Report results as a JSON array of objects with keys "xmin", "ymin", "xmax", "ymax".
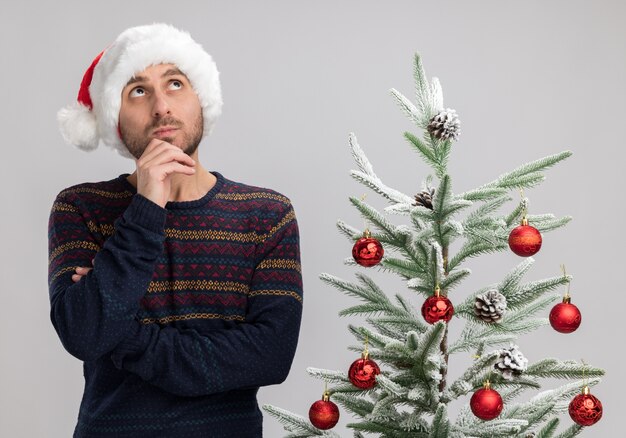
[{"xmin": 49, "ymin": 23, "xmax": 303, "ymax": 437}]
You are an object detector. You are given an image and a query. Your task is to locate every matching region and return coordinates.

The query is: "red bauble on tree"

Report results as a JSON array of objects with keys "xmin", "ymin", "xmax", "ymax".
[
  {"xmin": 508, "ymin": 217, "xmax": 542, "ymax": 257},
  {"xmin": 549, "ymin": 294, "xmax": 582, "ymax": 333},
  {"xmin": 309, "ymin": 390, "xmax": 340, "ymax": 430},
  {"xmin": 352, "ymin": 229, "xmax": 384, "ymax": 267},
  {"xmin": 470, "ymin": 381, "xmax": 503, "ymax": 421},
  {"xmin": 348, "ymin": 349, "xmax": 381, "ymax": 389},
  {"xmin": 569, "ymin": 385, "xmax": 603, "ymax": 426},
  {"xmin": 421, "ymin": 286, "xmax": 454, "ymax": 324}
]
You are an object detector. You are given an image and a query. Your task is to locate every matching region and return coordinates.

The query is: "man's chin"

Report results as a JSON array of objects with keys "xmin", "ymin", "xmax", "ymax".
[
  {"xmin": 123, "ymin": 135, "xmax": 199, "ymax": 159},
  {"xmin": 160, "ymin": 136, "xmax": 176, "ymax": 145},
  {"xmin": 146, "ymin": 137, "xmax": 187, "ymax": 153}
]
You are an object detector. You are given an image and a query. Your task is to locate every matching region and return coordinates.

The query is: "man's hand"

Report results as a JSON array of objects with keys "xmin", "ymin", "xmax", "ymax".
[
  {"xmin": 136, "ymin": 139, "xmax": 196, "ymax": 208},
  {"xmin": 72, "ymin": 259, "xmax": 94, "ymax": 282}
]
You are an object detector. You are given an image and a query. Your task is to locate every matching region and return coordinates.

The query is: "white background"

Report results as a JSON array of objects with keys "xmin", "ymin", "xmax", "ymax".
[{"xmin": 1, "ymin": 1, "xmax": 624, "ymax": 437}]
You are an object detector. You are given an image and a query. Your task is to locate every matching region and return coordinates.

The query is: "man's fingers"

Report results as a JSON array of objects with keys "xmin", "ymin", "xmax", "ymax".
[
  {"xmin": 75, "ymin": 266, "xmax": 93, "ymax": 274},
  {"xmin": 158, "ymin": 162, "xmax": 197, "ymax": 179},
  {"xmin": 72, "ymin": 273, "xmax": 88, "ymax": 282},
  {"xmin": 72, "ymin": 265, "xmax": 93, "ymax": 282},
  {"xmin": 134, "ymin": 140, "xmax": 196, "ymax": 208},
  {"xmin": 139, "ymin": 141, "xmax": 192, "ymax": 165},
  {"xmin": 141, "ymin": 146, "xmax": 195, "ymax": 170},
  {"xmin": 137, "ymin": 141, "xmax": 172, "ymax": 165},
  {"xmin": 142, "ymin": 138, "xmax": 166, "ymax": 157}
]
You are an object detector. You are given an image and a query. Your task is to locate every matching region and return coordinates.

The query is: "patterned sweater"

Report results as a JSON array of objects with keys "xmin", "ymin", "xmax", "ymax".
[{"xmin": 47, "ymin": 171, "xmax": 303, "ymax": 437}]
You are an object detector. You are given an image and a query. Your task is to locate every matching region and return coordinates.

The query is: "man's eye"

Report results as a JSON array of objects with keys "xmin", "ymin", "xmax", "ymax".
[
  {"xmin": 169, "ymin": 80, "xmax": 183, "ymax": 90},
  {"xmin": 130, "ymin": 87, "xmax": 145, "ymax": 97}
]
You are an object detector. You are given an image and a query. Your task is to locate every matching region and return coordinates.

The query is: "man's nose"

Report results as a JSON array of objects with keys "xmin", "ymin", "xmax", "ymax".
[{"xmin": 152, "ymin": 90, "xmax": 171, "ymax": 118}]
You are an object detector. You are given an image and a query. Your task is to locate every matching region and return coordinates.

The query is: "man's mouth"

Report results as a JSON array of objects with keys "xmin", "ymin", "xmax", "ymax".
[{"xmin": 152, "ymin": 127, "xmax": 179, "ymax": 138}]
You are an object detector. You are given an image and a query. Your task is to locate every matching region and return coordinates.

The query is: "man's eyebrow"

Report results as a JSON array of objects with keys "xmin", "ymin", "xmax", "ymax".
[
  {"xmin": 162, "ymin": 67, "xmax": 186, "ymax": 78},
  {"xmin": 125, "ymin": 75, "xmax": 147, "ymax": 87},
  {"xmin": 125, "ymin": 68, "xmax": 187, "ymax": 87}
]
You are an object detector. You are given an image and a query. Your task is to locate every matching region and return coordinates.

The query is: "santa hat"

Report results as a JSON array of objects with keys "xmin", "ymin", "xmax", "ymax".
[{"xmin": 57, "ymin": 23, "xmax": 223, "ymax": 159}]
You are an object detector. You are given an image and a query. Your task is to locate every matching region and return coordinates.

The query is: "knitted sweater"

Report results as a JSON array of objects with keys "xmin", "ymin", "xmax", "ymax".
[{"xmin": 47, "ymin": 171, "xmax": 303, "ymax": 438}]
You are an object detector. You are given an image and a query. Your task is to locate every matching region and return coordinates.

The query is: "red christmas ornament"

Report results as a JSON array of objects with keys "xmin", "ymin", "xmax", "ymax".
[
  {"xmin": 352, "ymin": 229, "xmax": 384, "ymax": 267},
  {"xmin": 569, "ymin": 385, "xmax": 603, "ymax": 426},
  {"xmin": 470, "ymin": 381, "xmax": 503, "ymax": 421},
  {"xmin": 309, "ymin": 390, "xmax": 340, "ymax": 430},
  {"xmin": 348, "ymin": 351, "xmax": 381, "ymax": 389},
  {"xmin": 508, "ymin": 218, "xmax": 542, "ymax": 257},
  {"xmin": 421, "ymin": 286, "xmax": 454, "ymax": 324},
  {"xmin": 549, "ymin": 295, "xmax": 582, "ymax": 333}
]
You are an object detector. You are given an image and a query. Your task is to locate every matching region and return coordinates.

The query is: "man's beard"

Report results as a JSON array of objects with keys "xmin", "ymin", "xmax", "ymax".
[{"xmin": 120, "ymin": 113, "xmax": 204, "ymax": 160}]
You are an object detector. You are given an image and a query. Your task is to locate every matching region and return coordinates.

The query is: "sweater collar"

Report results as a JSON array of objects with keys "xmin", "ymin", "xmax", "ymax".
[{"xmin": 117, "ymin": 170, "xmax": 225, "ymax": 209}]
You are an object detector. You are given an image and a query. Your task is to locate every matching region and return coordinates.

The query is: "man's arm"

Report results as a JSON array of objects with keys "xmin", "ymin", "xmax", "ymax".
[
  {"xmin": 109, "ymin": 202, "xmax": 304, "ymax": 397},
  {"xmin": 48, "ymin": 192, "xmax": 167, "ymax": 362},
  {"xmin": 49, "ymin": 141, "xmax": 197, "ymax": 362}
]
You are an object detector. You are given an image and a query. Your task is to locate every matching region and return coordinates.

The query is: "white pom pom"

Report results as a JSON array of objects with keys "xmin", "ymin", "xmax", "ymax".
[{"xmin": 57, "ymin": 102, "xmax": 100, "ymax": 151}]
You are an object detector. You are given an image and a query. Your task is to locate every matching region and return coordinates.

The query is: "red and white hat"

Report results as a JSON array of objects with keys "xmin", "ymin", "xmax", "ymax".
[{"xmin": 57, "ymin": 23, "xmax": 223, "ymax": 159}]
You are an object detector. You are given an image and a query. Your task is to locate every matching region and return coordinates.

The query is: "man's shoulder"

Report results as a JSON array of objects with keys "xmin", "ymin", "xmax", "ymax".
[
  {"xmin": 54, "ymin": 174, "xmax": 133, "ymax": 205},
  {"xmin": 220, "ymin": 174, "xmax": 294, "ymax": 214}
]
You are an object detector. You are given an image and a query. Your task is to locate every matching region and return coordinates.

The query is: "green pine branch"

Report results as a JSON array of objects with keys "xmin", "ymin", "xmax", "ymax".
[
  {"xmin": 500, "ymin": 378, "xmax": 601, "ymax": 424},
  {"xmin": 306, "ymin": 367, "xmax": 351, "ymax": 385},
  {"xmin": 320, "ymin": 273, "xmax": 393, "ymax": 308},
  {"xmin": 382, "ymin": 256, "xmax": 426, "ymax": 279},
  {"xmin": 390, "ymin": 88, "xmax": 422, "ymax": 127},
  {"xmin": 349, "ymin": 196, "xmax": 403, "ymax": 240},
  {"xmin": 413, "ymin": 53, "xmax": 433, "ymax": 118},
  {"xmin": 348, "ymin": 419, "xmax": 415, "ymax": 437},
  {"xmin": 368, "ymin": 314, "xmax": 427, "ymax": 335},
  {"xmin": 463, "ymin": 196, "xmax": 512, "ymax": 223},
  {"xmin": 331, "ymin": 393, "xmax": 374, "ymax": 418},
  {"xmin": 442, "ymin": 351, "xmax": 500, "ymax": 402},
  {"xmin": 554, "ymin": 424, "xmax": 584, "ymax": 438},
  {"xmin": 500, "ymin": 258, "xmax": 535, "ymax": 295},
  {"xmin": 448, "ymin": 240, "xmax": 504, "ymax": 271},
  {"xmin": 506, "ymin": 276, "xmax": 571, "ymax": 310},
  {"xmin": 525, "ymin": 359, "xmax": 605, "ymax": 380},
  {"xmin": 414, "ymin": 322, "xmax": 447, "ymax": 381},
  {"xmin": 505, "ymin": 198, "xmax": 528, "ymax": 227},
  {"xmin": 457, "ymin": 152, "xmax": 573, "ymax": 197},
  {"xmin": 536, "ymin": 418, "xmax": 560, "ymax": 438},
  {"xmin": 405, "ymin": 131, "xmax": 443, "ymax": 176},
  {"xmin": 262, "ymin": 405, "xmax": 339, "ymax": 437},
  {"xmin": 429, "ymin": 404, "xmax": 451, "ymax": 438},
  {"xmin": 348, "ymin": 324, "xmax": 397, "ymax": 349},
  {"xmin": 457, "ymin": 187, "xmax": 509, "ymax": 202},
  {"xmin": 453, "ymin": 418, "xmax": 528, "ymax": 437}
]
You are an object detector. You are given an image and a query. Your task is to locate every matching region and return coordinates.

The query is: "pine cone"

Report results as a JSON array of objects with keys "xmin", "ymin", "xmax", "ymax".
[
  {"xmin": 427, "ymin": 108, "xmax": 461, "ymax": 141},
  {"xmin": 474, "ymin": 289, "xmax": 507, "ymax": 323},
  {"xmin": 494, "ymin": 344, "xmax": 528, "ymax": 380},
  {"xmin": 414, "ymin": 187, "xmax": 435, "ymax": 209}
]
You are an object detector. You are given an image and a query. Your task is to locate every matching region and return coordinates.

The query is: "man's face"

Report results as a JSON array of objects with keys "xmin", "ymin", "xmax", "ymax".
[{"xmin": 119, "ymin": 63, "xmax": 203, "ymax": 159}]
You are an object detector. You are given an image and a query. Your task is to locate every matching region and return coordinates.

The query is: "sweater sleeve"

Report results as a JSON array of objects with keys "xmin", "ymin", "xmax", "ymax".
[
  {"xmin": 109, "ymin": 202, "xmax": 304, "ymax": 397},
  {"xmin": 48, "ymin": 192, "xmax": 167, "ymax": 362}
]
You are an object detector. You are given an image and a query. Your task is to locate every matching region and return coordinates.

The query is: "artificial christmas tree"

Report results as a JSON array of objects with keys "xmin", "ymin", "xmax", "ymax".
[{"xmin": 263, "ymin": 54, "xmax": 605, "ymax": 437}]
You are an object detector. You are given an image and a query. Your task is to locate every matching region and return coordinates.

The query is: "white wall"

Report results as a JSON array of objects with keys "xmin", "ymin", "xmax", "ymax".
[{"xmin": 1, "ymin": 1, "xmax": 623, "ymax": 436}]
